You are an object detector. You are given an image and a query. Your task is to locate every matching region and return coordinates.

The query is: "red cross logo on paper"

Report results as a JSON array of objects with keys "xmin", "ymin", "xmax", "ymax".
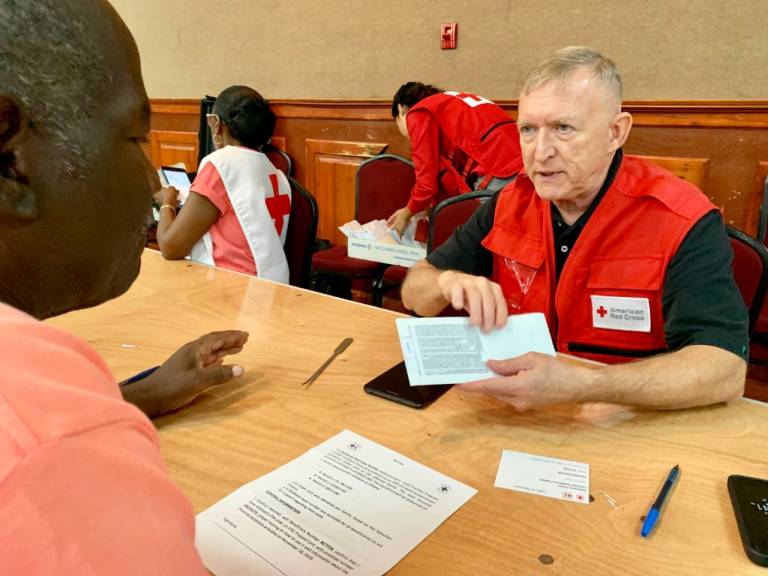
[
  {"xmin": 265, "ymin": 173, "xmax": 291, "ymax": 236},
  {"xmin": 596, "ymin": 306, "xmax": 608, "ymax": 318}
]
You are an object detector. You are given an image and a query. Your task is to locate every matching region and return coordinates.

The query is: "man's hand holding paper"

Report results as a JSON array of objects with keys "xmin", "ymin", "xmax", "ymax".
[
  {"xmin": 436, "ymin": 270, "xmax": 508, "ymax": 333},
  {"xmin": 396, "ymin": 314, "xmax": 556, "ymax": 386},
  {"xmin": 459, "ymin": 352, "xmax": 597, "ymax": 411}
]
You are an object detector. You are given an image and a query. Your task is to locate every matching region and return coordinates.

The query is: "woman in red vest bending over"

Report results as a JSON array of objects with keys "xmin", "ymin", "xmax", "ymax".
[{"xmin": 387, "ymin": 82, "xmax": 523, "ymax": 235}]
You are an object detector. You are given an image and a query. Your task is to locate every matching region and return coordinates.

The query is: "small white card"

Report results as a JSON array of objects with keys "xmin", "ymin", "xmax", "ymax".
[
  {"xmin": 590, "ymin": 295, "xmax": 651, "ymax": 333},
  {"xmin": 494, "ymin": 450, "xmax": 589, "ymax": 504},
  {"xmin": 396, "ymin": 314, "xmax": 556, "ymax": 386}
]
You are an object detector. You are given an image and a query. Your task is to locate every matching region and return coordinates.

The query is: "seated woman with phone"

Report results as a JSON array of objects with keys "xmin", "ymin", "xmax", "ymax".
[{"xmin": 155, "ymin": 85, "xmax": 292, "ymax": 282}]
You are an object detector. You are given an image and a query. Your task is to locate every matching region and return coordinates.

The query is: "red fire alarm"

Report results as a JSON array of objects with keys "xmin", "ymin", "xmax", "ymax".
[{"xmin": 441, "ymin": 23, "xmax": 458, "ymax": 50}]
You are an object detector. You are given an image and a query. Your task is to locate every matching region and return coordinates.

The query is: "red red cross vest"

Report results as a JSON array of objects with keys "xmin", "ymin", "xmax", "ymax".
[
  {"xmin": 481, "ymin": 155, "xmax": 717, "ymax": 364},
  {"xmin": 410, "ymin": 91, "xmax": 523, "ymax": 190}
]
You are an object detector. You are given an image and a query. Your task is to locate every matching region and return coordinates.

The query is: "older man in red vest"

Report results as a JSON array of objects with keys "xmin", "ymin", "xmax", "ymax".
[{"xmin": 402, "ymin": 46, "xmax": 747, "ymax": 411}]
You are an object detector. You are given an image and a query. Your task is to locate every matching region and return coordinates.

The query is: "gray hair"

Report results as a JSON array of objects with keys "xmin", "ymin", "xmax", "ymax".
[
  {"xmin": 0, "ymin": 0, "xmax": 109, "ymax": 177},
  {"xmin": 522, "ymin": 46, "xmax": 623, "ymax": 105}
]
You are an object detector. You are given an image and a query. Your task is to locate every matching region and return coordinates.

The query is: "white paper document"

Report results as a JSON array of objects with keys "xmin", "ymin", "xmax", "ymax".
[
  {"xmin": 494, "ymin": 450, "xmax": 589, "ymax": 504},
  {"xmin": 338, "ymin": 215, "xmax": 425, "ymax": 248},
  {"xmin": 396, "ymin": 314, "xmax": 556, "ymax": 386},
  {"xmin": 196, "ymin": 430, "xmax": 477, "ymax": 576}
]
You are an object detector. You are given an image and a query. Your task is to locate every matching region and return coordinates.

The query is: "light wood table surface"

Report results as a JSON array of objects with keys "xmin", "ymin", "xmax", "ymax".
[{"xmin": 50, "ymin": 250, "xmax": 768, "ymax": 575}]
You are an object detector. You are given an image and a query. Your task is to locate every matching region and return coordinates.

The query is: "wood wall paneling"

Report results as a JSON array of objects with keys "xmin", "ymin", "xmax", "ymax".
[
  {"xmin": 304, "ymin": 139, "xmax": 388, "ymax": 245},
  {"xmin": 623, "ymin": 125, "xmax": 768, "ymax": 234},
  {"xmin": 630, "ymin": 155, "xmax": 710, "ymax": 189},
  {"xmin": 149, "ymin": 130, "xmax": 199, "ymax": 171},
  {"xmin": 270, "ymin": 136, "xmax": 287, "ymax": 152},
  {"xmin": 148, "ymin": 99, "xmax": 768, "ymax": 238}
]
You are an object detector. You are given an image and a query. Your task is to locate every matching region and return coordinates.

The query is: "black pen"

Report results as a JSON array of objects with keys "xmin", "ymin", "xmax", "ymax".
[{"xmin": 641, "ymin": 464, "xmax": 680, "ymax": 537}]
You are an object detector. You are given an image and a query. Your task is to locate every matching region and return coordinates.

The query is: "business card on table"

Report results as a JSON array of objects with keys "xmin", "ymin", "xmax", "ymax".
[{"xmin": 494, "ymin": 450, "xmax": 589, "ymax": 504}]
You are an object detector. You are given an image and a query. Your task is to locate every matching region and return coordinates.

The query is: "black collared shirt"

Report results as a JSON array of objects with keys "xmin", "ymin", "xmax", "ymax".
[{"xmin": 427, "ymin": 150, "xmax": 749, "ymax": 360}]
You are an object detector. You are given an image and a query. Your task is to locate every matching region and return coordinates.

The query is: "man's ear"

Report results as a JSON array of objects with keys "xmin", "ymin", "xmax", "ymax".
[
  {"xmin": 0, "ymin": 95, "xmax": 38, "ymax": 221},
  {"xmin": 609, "ymin": 111, "xmax": 633, "ymax": 151}
]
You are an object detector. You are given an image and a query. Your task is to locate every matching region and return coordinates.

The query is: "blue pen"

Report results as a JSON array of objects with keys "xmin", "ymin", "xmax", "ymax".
[
  {"xmin": 121, "ymin": 366, "xmax": 160, "ymax": 386},
  {"xmin": 641, "ymin": 464, "xmax": 680, "ymax": 538}
]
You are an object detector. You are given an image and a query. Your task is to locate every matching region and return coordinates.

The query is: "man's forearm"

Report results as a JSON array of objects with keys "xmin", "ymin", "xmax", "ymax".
[
  {"xmin": 401, "ymin": 261, "xmax": 449, "ymax": 316},
  {"xmin": 577, "ymin": 344, "xmax": 746, "ymax": 409}
]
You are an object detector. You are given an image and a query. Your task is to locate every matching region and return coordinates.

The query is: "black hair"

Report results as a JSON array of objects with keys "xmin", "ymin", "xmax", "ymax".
[
  {"xmin": 391, "ymin": 82, "xmax": 443, "ymax": 117},
  {"xmin": 212, "ymin": 86, "xmax": 275, "ymax": 150}
]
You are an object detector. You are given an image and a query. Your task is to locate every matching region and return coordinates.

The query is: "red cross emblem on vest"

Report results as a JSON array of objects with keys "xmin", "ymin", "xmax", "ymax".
[
  {"xmin": 596, "ymin": 306, "xmax": 608, "ymax": 318},
  {"xmin": 265, "ymin": 173, "xmax": 291, "ymax": 236}
]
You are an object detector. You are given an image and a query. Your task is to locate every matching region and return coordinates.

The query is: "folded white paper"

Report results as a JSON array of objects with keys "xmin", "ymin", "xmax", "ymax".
[
  {"xmin": 396, "ymin": 314, "xmax": 556, "ymax": 386},
  {"xmin": 494, "ymin": 450, "xmax": 589, "ymax": 504},
  {"xmin": 196, "ymin": 430, "xmax": 477, "ymax": 576}
]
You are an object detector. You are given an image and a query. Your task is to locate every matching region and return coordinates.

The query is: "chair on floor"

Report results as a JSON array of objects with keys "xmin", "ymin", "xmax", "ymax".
[
  {"xmin": 311, "ymin": 154, "xmax": 415, "ymax": 299},
  {"xmin": 284, "ymin": 177, "xmax": 318, "ymax": 288},
  {"xmin": 726, "ymin": 225, "xmax": 768, "ymax": 335},
  {"xmin": 263, "ymin": 143, "xmax": 293, "ymax": 177},
  {"xmin": 757, "ymin": 175, "xmax": 768, "ymax": 245},
  {"xmin": 372, "ymin": 190, "xmax": 494, "ymax": 307},
  {"xmin": 751, "ymin": 175, "xmax": 768, "ymax": 338}
]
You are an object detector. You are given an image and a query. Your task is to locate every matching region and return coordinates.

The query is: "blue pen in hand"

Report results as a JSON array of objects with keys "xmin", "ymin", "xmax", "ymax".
[
  {"xmin": 121, "ymin": 366, "xmax": 160, "ymax": 386},
  {"xmin": 641, "ymin": 464, "xmax": 680, "ymax": 538}
]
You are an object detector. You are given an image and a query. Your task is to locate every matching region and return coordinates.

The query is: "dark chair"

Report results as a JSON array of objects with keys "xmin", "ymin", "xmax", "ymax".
[
  {"xmin": 757, "ymin": 175, "xmax": 768, "ymax": 246},
  {"xmin": 284, "ymin": 177, "xmax": 318, "ymax": 288},
  {"xmin": 726, "ymin": 225, "xmax": 768, "ymax": 335},
  {"xmin": 263, "ymin": 143, "xmax": 293, "ymax": 177},
  {"xmin": 751, "ymin": 176, "xmax": 768, "ymax": 338},
  {"xmin": 311, "ymin": 154, "xmax": 415, "ymax": 299},
  {"xmin": 197, "ymin": 96, "xmax": 216, "ymax": 166},
  {"xmin": 372, "ymin": 190, "xmax": 493, "ymax": 307}
]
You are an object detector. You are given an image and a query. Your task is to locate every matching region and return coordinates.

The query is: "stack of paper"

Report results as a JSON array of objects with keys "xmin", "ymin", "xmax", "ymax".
[{"xmin": 338, "ymin": 217, "xmax": 424, "ymax": 248}]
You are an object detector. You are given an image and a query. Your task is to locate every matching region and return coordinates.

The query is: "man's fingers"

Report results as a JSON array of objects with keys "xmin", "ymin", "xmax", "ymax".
[
  {"xmin": 195, "ymin": 330, "xmax": 249, "ymax": 354},
  {"xmin": 487, "ymin": 353, "xmax": 538, "ymax": 376},
  {"xmin": 464, "ymin": 283, "xmax": 483, "ymax": 326},
  {"xmin": 458, "ymin": 376, "xmax": 517, "ymax": 396},
  {"xmin": 203, "ymin": 363, "xmax": 245, "ymax": 386},
  {"xmin": 449, "ymin": 282, "xmax": 465, "ymax": 311},
  {"xmin": 479, "ymin": 282, "xmax": 496, "ymax": 333},
  {"xmin": 492, "ymin": 283, "xmax": 508, "ymax": 328},
  {"xmin": 201, "ymin": 345, "xmax": 245, "ymax": 366}
]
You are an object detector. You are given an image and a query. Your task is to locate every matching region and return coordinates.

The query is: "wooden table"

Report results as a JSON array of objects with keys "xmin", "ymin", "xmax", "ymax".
[{"xmin": 50, "ymin": 250, "xmax": 768, "ymax": 575}]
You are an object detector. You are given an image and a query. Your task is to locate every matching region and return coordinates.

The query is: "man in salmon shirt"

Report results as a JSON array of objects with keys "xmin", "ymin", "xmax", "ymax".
[
  {"xmin": 402, "ymin": 47, "xmax": 748, "ymax": 411},
  {"xmin": 387, "ymin": 82, "xmax": 523, "ymax": 235},
  {"xmin": 0, "ymin": 1, "xmax": 243, "ymax": 573}
]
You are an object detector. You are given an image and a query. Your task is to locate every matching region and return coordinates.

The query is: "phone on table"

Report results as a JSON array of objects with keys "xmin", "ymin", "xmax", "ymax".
[
  {"xmin": 728, "ymin": 474, "xmax": 768, "ymax": 566},
  {"xmin": 363, "ymin": 361, "xmax": 451, "ymax": 409}
]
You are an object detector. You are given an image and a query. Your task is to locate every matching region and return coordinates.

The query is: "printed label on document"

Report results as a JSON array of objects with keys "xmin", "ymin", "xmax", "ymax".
[{"xmin": 590, "ymin": 295, "xmax": 651, "ymax": 332}]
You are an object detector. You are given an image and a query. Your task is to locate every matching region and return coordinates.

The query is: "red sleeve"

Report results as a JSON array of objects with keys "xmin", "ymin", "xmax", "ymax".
[
  {"xmin": 191, "ymin": 162, "xmax": 228, "ymax": 215},
  {"xmin": 406, "ymin": 110, "xmax": 441, "ymax": 214}
]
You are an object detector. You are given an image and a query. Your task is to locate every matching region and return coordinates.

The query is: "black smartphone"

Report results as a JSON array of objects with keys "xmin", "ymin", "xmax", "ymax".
[
  {"xmin": 364, "ymin": 361, "xmax": 451, "ymax": 409},
  {"xmin": 728, "ymin": 474, "xmax": 768, "ymax": 567}
]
